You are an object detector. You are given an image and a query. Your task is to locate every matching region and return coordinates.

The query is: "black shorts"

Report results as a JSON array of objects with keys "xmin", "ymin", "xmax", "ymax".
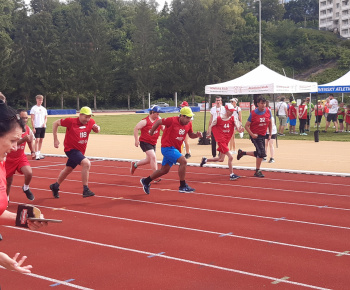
[
  {"xmin": 65, "ymin": 149, "xmax": 86, "ymax": 169},
  {"xmin": 315, "ymin": 115, "xmax": 322, "ymax": 123},
  {"xmin": 327, "ymin": 113, "xmax": 338, "ymax": 123},
  {"xmin": 338, "ymin": 119, "xmax": 344, "ymax": 124},
  {"xmin": 265, "ymin": 133, "xmax": 277, "ymax": 140},
  {"xmin": 250, "ymin": 135, "xmax": 266, "ymax": 158},
  {"xmin": 140, "ymin": 141, "xmax": 156, "ymax": 152},
  {"xmin": 34, "ymin": 127, "xmax": 46, "ymax": 138}
]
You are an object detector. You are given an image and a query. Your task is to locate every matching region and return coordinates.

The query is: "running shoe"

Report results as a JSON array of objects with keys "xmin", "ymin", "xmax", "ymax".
[
  {"xmin": 35, "ymin": 152, "xmax": 40, "ymax": 160},
  {"xmin": 262, "ymin": 157, "xmax": 267, "ymax": 162},
  {"xmin": 83, "ymin": 188, "xmax": 95, "ymax": 198},
  {"xmin": 237, "ymin": 149, "xmax": 244, "ymax": 160},
  {"xmin": 179, "ymin": 184, "xmax": 195, "ymax": 193},
  {"xmin": 268, "ymin": 158, "xmax": 275, "ymax": 163},
  {"xmin": 140, "ymin": 178, "xmax": 150, "ymax": 194},
  {"xmin": 184, "ymin": 153, "xmax": 191, "ymax": 159},
  {"xmin": 200, "ymin": 157, "xmax": 207, "ymax": 167},
  {"xmin": 230, "ymin": 173, "xmax": 240, "ymax": 181},
  {"xmin": 50, "ymin": 183, "xmax": 60, "ymax": 199},
  {"xmin": 254, "ymin": 170, "xmax": 265, "ymax": 178},
  {"xmin": 130, "ymin": 161, "xmax": 137, "ymax": 175},
  {"xmin": 23, "ymin": 187, "xmax": 35, "ymax": 201},
  {"xmin": 39, "ymin": 154, "xmax": 45, "ymax": 159}
]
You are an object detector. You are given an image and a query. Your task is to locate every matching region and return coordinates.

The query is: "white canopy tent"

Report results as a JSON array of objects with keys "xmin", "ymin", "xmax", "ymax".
[
  {"xmin": 205, "ymin": 64, "xmax": 318, "ymax": 95},
  {"xmin": 318, "ymin": 71, "xmax": 350, "ymax": 97}
]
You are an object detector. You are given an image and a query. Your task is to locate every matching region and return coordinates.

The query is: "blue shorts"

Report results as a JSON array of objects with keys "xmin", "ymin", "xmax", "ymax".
[
  {"xmin": 161, "ymin": 147, "xmax": 182, "ymax": 167},
  {"xmin": 65, "ymin": 149, "xmax": 86, "ymax": 169},
  {"xmin": 289, "ymin": 119, "xmax": 297, "ymax": 126}
]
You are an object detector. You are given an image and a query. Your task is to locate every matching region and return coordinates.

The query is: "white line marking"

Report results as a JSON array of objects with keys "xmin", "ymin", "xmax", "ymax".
[
  {"xmin": 0, "ymin": 266, "xmax": 93, "ymax": 289},
  {"xmin": 9, "ymin": 201, "xmax": 350, "ymax": 256},
  {"xmin": 5, "ymin": 226, "xmax": 331, "ymax": 290}
]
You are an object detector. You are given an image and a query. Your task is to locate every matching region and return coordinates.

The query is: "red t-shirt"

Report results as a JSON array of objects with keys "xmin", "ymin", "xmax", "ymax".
[
  {"xmin": 288, "ymin": 106, "xmax": 297, "ymax": 120},
  {"xmin": 161, "ymin": 116, "xmax": 193, "ymax": 151},
  {"xmin": 6, "ymin": 125, "xmax": 30, "ymax": 160},
  {"xmin": 299, "ymin": 105, "xmax": 307, "ymax": 119},
  {"xmin": 315, "ymin": 105, "xmax": 323, "ymax": 116},
  {"xmin": 0, "ymin": 162, "xmax": 8, "ymax": 215},
  {"xmin": 61, "ymin": 117, "xmax": 96, "ymax": 154},
  {"xmin": 248, "ymin": 109, "xmax": 271, "ymax": 136},
  {"xmin": 346, "ymin": 109, "xmax": 350, "ymax": 124},
  {"xmin": 212, "ymin": 116, "xmax": 235, "ymax": 145},
  {"xmin": 139, "ymin": 116, "xmax": 161, "ymax": 146}
]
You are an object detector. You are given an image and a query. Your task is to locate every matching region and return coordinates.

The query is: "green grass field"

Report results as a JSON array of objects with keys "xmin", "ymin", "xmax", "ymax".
[{"xmin": 41, "ymin": 111, "xmax": 350, "ymax": 142}]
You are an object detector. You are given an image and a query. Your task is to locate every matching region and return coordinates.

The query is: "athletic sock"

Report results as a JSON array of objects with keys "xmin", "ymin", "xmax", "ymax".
[
  {"xmin": 134, "ymin": 162, "xmax": 138, "ymax": 168},
  {"xmin": 144, "ymin": 176, "xmax": 152, "ymax": 185},
  {"xmin": 23, "ymin": 184, "xmax": 29, "ymax": 191},
  {"xmin": 180, "ymin": 180, "xmax": 186, "ymax": 187}
]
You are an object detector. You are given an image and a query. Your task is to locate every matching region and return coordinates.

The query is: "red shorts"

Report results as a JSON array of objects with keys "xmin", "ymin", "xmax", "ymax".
[
  {"xmin": 217, "ymin": 142, "xmax": 229, "ymax": 154},
  {"xmin": 5, "ymin": 154, "xmax": 30, "ymax": 179}
]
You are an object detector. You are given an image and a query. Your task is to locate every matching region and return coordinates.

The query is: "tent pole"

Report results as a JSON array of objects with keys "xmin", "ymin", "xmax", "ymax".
[{"xmin": 273, "ymin": 94, "xmax": 278, "ymax": 148}]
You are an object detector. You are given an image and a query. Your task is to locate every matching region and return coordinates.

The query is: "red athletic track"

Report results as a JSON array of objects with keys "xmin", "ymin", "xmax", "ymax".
[{"xmin": 1, "ymin": 157, "xmax": 349, "ymax": 289}]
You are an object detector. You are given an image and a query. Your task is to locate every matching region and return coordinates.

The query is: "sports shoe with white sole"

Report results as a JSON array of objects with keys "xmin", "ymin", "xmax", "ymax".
[
  {"xmin": 229, "ymin": 173, "xmax": 240, "ymax": 181},
  {"xmin": 254, "ymin": 170, "xmax": 265, "ymax": 178},
  {"xmin": 179, "ymin": 184, "xmax": 195, "ymax": 193},
  {"xmin": 200, "ymin": 157, "xmax": 207, "ymax": 167},
  {"xmin": 140, "ymin": 178, "xmax": 151, "ymax": 194}
]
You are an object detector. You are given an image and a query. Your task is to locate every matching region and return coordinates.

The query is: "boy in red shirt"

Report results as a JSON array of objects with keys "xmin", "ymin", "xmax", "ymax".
[
  {"xmin": 237, "ymin": 96, "xmax": 272, "ymax": 178},
  {"xmin": 50, "ymin": 107, "xmax": 100, "ymax": 198},
  {"xmin": 288, "ymin": 101, "xmax": 297, "ymax": 134},
  {"xmin": 200, "ymin": 103, "xmax": 244, "ymax": 180},
  {"xmin": 132, "ymin": 106, "xmax": 162, "ymax": 177},
  {"xmin": 140, "ymin": 107, "xmax": 202, "ymax": 194},
  {"xmin": 5, "ymin": 110, "xmax": 35, "ymax": 200}
]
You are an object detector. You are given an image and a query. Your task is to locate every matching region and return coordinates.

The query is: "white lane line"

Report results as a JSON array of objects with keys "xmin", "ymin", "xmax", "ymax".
[
  {"xmin": 92, "ymin": 164, "xmax": 350, "ymax": 187},
  {"xmin": 9, "ymin": 201, "xmax": 350, "ymax": 257},
  {"xmin": 0, "ymin": 266, "xmax": 93, "ymax": 289},
  {"xmin": 12, "ymin": 185, "xmax": 350, "ymax": 231},
  {"xmin": 5, "ymin": 226, "xmax": 331, "ymax": 290}
]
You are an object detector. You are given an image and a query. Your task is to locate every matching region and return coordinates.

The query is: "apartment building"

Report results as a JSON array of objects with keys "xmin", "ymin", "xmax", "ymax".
[{"xmin": 319, "ymin": 0, "xmax": 350, "ymax": 38}]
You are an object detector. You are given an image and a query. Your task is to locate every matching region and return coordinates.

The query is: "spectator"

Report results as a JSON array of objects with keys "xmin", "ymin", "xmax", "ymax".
[
  {"xmin": 276, "ymin": 96, "xmax": 288, "ymax": 136},
  {"xmin": 337, "ymin": 102, "xmax": 345, "ymax": 132},
  {"xmin": 288, "ymin": 101, "xmax": 298, "ymax": 134},
  {"xmin": 264, "ymin": 100, "xmax": 277, "ymax": 163},
  {"xmin": 30, "ymin": 95, "xmax": 47, "ymax": 160},
  {"xmin": 298, "ymin": 99, "xmax": 308, "ymax": 135},
  {"xmin": 228, "ymin": 98, "xmax": 242, "ymax": 154},
  {"xmin": 305, "ymin": 97, "xmax": 314, "ymax": 132},
  {"xmin": 322, "ymin": 94, "xmax": 339, "ymax": 133},
  {"xmin": 208, "ymin": 96, "xmax": 226, "ymax": 157},
  {"xmin": 345, "ymin": 104, "xmax": 350, "ymax": 132},
  {"xmin": 314, "ymin": 100, "xmax": 323, "ymax": 128}
]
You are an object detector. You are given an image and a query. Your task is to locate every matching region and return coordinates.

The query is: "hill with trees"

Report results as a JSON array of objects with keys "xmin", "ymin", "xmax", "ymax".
[{"xmin": 0, "ymin": 0, "xmax": 349, "ymax": 109}]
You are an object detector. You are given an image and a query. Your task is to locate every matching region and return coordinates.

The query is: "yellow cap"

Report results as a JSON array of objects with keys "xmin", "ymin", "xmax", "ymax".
[
  {"xmin": 80, "ymin": 106, "xmax": 93, "ymax": 116},
  {"xmin": 180, "ymin": 107, "xmax": 194, "ymax": 117}
]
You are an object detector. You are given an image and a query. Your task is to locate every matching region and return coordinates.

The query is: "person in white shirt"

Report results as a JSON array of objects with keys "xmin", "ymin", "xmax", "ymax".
[
  {"xmin": 264, "ymin": 100, "xmax": 277, "ymax": 163},
  {"xmin": 323, "ymin": 94, "xmax": 339, "ymax": 133},
  {"xmin": 276, "ymin": 96, "xmax": 288, "ymax": 136},
  {"xmin": 228, "ymin": 98, "xmax": 242, "ymax": 154},
  {"xmin": 30, "ymin": 95, "xmax": 48, "ymax": 160},
  {"xmin": 207, "ymin": 96, "xmax": 226, "ymax": 157}
]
